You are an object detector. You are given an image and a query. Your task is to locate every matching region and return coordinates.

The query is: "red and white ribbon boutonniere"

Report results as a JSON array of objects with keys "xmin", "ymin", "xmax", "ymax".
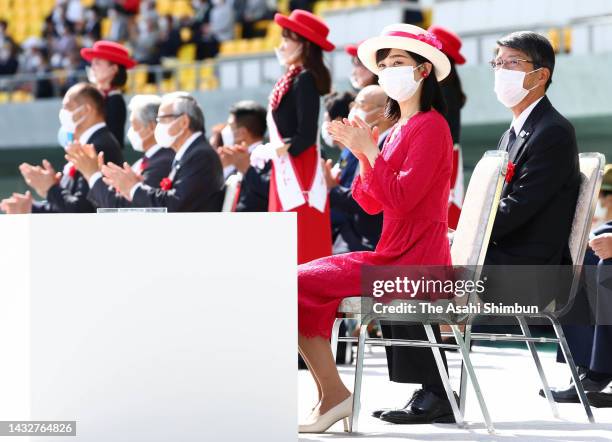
[
  {"xmin": 506, "ymin": 161, "xmax": 516, "ymax": 183},
  {"xmin": 160, "ymin": 177, "xmax": 173, "ymax": 190}
]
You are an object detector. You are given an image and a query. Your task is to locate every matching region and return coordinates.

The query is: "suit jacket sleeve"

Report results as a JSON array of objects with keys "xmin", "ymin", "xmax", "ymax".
[
  {"xmin": 88, "ymin": 178, "xmax": 128, "ymax": 208},
  {"xmin": 45, "ymin": 177, "xmax": 96, "ymax": 213},
  {"xmin": 237, "ymin": 164, "xmax": 270, "ymax": 211},
  {"xmin": 131, "ymin": 148, "xmax": 220, "ymax": 212},
  {"xmin": 329, "ymin": 183, "xmax": 364, "ymax": 215},
  {"xmin": 287, "ymin": 72, "xmax": 319, "ymax": 157},
  {"xmin": 491, "ymin": 124, "xmax": 578, "ymax": 241}
]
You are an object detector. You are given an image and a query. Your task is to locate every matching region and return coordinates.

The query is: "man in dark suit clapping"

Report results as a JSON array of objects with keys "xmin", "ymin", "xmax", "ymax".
[
  {"xmin": 65, "ymin": 94, "xmax": 175, "ymax": 208},
  {"xmin": 1, "ymin": 82, "xmax": 124, "ymax": 214},
  {"xmin": 99, "ymin": 92, "xmax": 225, "ymax": 212}
]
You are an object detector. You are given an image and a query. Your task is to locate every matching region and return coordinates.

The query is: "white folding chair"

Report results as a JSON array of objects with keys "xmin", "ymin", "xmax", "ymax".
[
  {"xmin": 456, "ymin": 152, "xmax": 605, "ymax": 424},
  {"xmin": 331, "ymin": 150, "xmax": 509, "ymax": 434},
  {"xmin": 221, "ymin": 172, "xmax": 242, "ymax": 212}
]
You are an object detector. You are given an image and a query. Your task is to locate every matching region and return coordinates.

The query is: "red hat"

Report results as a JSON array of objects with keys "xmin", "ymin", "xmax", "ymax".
[
  {"xmin": 345, "ymin": 41, "xmax": 363, "ymax": 58},
  {"xmin": 427, "ymin": 25, "xmax": 466, "ymax": 65},
  {"xmin": 80, "ymin": 40, "xmax": 137, "ymax": 69},
  {"xmin": 274, "ymin": 9, "xmax": 335, "ymax": 52}
]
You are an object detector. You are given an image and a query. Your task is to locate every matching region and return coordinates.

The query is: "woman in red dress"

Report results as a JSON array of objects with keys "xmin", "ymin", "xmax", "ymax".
[
  {"xmin": 251, "ymin": 10, "xmax": 334, "ymax": 264},
  {"xmin": 297, "ymin": 24, "xmax": 454, "ymax": 433}
]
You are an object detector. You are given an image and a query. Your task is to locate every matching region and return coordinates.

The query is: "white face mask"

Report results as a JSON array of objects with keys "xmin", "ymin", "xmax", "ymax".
[
  {"xmin": 321, "ymin": 121, "xmax": 334, "ymax": 147},
  {"xmin": 127, "ymin": 127, "xmax": 145, "ymax": 152},
  {"xmin": 154, "ymin": 119, "xmax": 181, "ymax": 147},
  {"xmin": 221, "ymin": 124, "xmax": 234, "ymax": 146},
  {"xmin": 494, "ymin": 68, "xmax": 541, "ymax": 108},
  {"xmin": 349, "ymin": 107, "xmax": 381, "ymax": 127},
  {"xmin": 275, "ymin": 45, "xmax": 301, "ymax": 67},
  {"xmin": 349, "ymin": 75, "xmax": 361, "ymax": 91},
  {"xmin": 378, "ymin": 65, "xmax": 423, "ymax": 103},
  {"xmin": 86, "ymin": 66, "xmax": 96, "ymax": 83},
  {"xmin": 58, "ymin": 105, "xmax": 85, "ymax": 133}
]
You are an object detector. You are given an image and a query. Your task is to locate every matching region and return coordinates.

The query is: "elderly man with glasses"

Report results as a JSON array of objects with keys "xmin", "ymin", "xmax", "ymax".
[{"xmin": 100, "ymin": 91, "xmax": 225, "ymax": 212}]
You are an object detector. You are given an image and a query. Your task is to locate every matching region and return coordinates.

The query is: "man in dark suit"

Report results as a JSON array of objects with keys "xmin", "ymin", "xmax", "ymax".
[
  {"xmin": 376, "ymin": 31, "xmax": 580, "ymax": 425},
  {"xmin": 323, "ymin": 85, "xmax": 387, "ymax": 254},
  {"xmin": 216, "ymin": 100, "xmax": 270, "ymax": 212},
  {"xmin": 65, "ymin": 94, "xmax": 175, "ymax": 208},
  {"xmin": 99, "ymin": 92, "xmax": 225, "ymax": 212},
  {"xmin": 1, "ymin": 82, "xmax": 124, "ymax": 214}
]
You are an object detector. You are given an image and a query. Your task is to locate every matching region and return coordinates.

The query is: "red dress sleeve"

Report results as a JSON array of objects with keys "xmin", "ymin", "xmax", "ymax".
[
  {"xmin": 359, "ymin": 116, "xmax": 449, "ymax": 214},
  {"xmin": 351, "ymin": 168, "xmax": 383, "ymax": 215}
]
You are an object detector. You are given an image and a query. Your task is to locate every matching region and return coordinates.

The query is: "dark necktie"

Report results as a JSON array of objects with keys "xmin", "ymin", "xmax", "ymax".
[{"xmin": 506, "ymin": 127, "xmax": 517, "ymax": 153}]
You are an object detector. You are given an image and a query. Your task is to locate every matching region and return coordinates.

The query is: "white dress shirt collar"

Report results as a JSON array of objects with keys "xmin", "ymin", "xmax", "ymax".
[
  {"xmin": 79, "ymin": 121, "xmax": 106, "ymax": 145},
  {"xmin": 174, "ymin": 131, "xmax": 202, "ymax": 163},
  {"xmin": 511, "ymin": 96, "xmax": 544, "ymax": 136},
  {"xmin": 144, "ymin": 144, "xmax": 162, "ymax": 159}
]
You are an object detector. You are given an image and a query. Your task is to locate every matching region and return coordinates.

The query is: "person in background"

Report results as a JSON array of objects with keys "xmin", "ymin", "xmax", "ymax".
[
  {"xmin": 195, "ymin": 0, "xmax": 235, "ymax": 59},
  {"xmin": 428, "ymin": 25, "xmax": 467, "ymax": 230},
  {"xmin": 132, "ymin": 16, "xmax": 160, "ymax": 65},
  {"xmin": 0, "ymin": 83, "xmax": 124, "ymax": 214},
  {"xmin": 320, "ymin": 91, "xmax": 354, "ymax": 162},
  {"xmin": 543, "ymin": 165, "xmax": 612, "ymax": 407},
  {"xmin": 217, "ymin": 100, "xmax": 270, "ymax": 212},
  {"xmin": 81, "ymin": 40, "xmax": 137, "ymax": 145},
  {"xmin": 345, "ymin": 41, "xmax": 378, "ymax": 91},
  {"xmin": 592, "ymin": 165, "xmax": 612, "ymax": 229},
  {"xmin": 0, "ymin": 40, "xmax": 19, "ymax": 76},
  {"xmin": 324, "ymin": 85, "xmax": 388, "ymax": 254},
  {"xmin": 66, "ymin": 94, "xmax": 175, "ymax": 208},
  {"xmin": 158, "ymin": 15, "xmax": 182, "ymax": 58},
  {"xmin": 99, "ymin": 92, "xmax": 225, "ymax": 212},
  {"xmin": 250, "ymin": 9, "xmax": 334, "ymax": 265},
  {"xmin": 238, "ymin": 0, "xmax": 269, "ymax": 39}
]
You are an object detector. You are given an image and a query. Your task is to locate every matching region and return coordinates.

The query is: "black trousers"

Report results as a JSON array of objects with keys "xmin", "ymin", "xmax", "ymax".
[{"xmin": 381, "ymin": 322, "xmax": 447, "ymax": 385}]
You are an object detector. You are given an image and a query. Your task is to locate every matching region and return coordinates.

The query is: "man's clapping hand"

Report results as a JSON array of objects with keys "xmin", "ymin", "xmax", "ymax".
[
  {"xmin": 0, "ymin": 191, "xmax": 33, "ymax": 214},
  {"xmin": 101, "ymin": 162, "xmax": 143, "ymax": 200},
  {"xmin": 19, "ymin": 160, "xmax": 61, "ymax": 199}
]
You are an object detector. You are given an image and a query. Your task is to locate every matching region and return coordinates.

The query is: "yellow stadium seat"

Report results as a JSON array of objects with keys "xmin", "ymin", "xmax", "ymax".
[
  {"xmin": 161, "ymin": 77, "xmax": 177, "ymax": 93},
  {"xmin": 177, "ymin": 43, "xmax": 196, "ymax": 62},
  {"xmin": 81, "ymin": 0, "xmax": 96, "ymax": 7},
  {"xmin": 178, "ymin": 66, "xmax": 197, "ymax": 91},
  {"xmin": 563, "ymin": 27, "xmax": 572, "ymax": 53},
  {"xmin": 101, "ymin": 17, "xmax": 112, "ymax": 39},
  {"xmin": 249, "ymin": 37, "xmax": 266, "ymax": 53},
  {"xmin": 139, "ymin": 83, "xmax": 159, "ymax": 94},
  {"xmin": 179, "ymin": 27, "xmax": 192, "ymax": 43},
  {"xmin": 253, "ymin": 20, "xmax": 271, "ymax": 35},
  {"xmin": 0, "ymin": 92, "xmax": 9, "ymax": 104},
  {"xmin": 219, "ymin": 40, "xmax": 238, "ymax": 56},
  {"xmin": 548, "ymin": 28, "xmax": 560, "ymax": 53},
  {"xmin": 11, "ymin": 90, "xmax": 34, "ymax": 103}
]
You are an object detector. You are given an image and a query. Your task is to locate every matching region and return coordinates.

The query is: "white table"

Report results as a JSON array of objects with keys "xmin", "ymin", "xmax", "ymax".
[{"xmin": 0, "ymin": 213, "xmax": 297, "ymax": 442}]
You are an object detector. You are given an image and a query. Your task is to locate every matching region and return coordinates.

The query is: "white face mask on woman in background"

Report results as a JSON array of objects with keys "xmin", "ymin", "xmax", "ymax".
[
  {"xmin": 494, "ymin": 68, "xmax": 541, "ymax": 108},
  {"xmin": 275, "ymin": 44, "xmax": 302, "ymax": 67},
  {"xmin": 377, "ymin": 65, "xmax": 423, "ymax": 103},
  {"xmin": 321, "ymin": 121, "xmax": 334, "ymax": 147}
]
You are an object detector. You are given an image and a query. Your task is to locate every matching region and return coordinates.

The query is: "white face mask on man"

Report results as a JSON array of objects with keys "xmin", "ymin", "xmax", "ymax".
[
  {"xmin": 154, "ymin": 118, "xmax": 183, "ymax": 147},
  {"xmin": 494, "ymin": 68, "xmax": 541, "ymax": 108},
  {"xmin": 127, "ymin": 126, "xmax": 153, "ymax": 152},
  {"xmin": 377, "ymin": 65, "xmax": 423, "ymax": 103},
  {"xmin": 58, "ymin": 105, "xmax": 85, "ymax": 134}
]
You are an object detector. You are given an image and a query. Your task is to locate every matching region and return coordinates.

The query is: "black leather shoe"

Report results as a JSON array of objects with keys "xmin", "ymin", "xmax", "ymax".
[
  {"xmin": 538, "ymin": 373, "xmax": 612, "ymax": 403},
  {"xmin": 586, "ymin": 383, "xmax": 612, "ymax": 408},
  {"xmin": 378, "ymin": 389, "xmax": 457, "ymax": 424}
]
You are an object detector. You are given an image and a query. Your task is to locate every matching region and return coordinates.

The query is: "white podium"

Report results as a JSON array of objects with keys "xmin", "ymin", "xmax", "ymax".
[{"xmin": 0, "ymin": 213, "xmax": 297, "ymax": 442}]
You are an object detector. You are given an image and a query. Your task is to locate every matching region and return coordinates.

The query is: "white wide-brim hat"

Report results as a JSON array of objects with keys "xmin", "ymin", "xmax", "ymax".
[{"xmin": 357, "ymin": 24, "xmax": 451, "ymax": 81}]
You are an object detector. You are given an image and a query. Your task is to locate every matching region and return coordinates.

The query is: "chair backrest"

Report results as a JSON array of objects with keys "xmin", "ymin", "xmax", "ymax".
[
  {"xmin": 568, "ymin": 153, "xmax": 605, "ymax": 265},
  {"xmin": 451, "ymin": 150, "xmax": 508, "ymax": 267},
  {"xmin": 221, "ymin": 172, "xmax": 242, "ymax": 212}
]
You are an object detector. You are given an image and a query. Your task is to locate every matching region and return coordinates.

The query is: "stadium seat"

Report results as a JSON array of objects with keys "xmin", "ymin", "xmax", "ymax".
[{"xmin": 177, "ymin": 43, "xmax": 196, "ymax": 62}]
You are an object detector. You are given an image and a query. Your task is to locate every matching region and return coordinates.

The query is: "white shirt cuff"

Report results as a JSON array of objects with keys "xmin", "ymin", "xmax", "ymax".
[
  {"xmin": 88, "ymin": 172, "xmax": 102, "ymax": 188},
  {"xmin": 129, "ymin": 183, "xmax": 143, "ymax": 200}
]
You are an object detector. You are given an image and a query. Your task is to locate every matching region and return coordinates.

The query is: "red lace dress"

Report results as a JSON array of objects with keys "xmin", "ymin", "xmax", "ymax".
[{"xmin": 298, "ymin": 110, "xmax": 454, "ymax": 338}]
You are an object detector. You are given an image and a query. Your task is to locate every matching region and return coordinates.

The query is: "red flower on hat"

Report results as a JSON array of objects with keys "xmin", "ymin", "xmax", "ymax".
[
  {"xmin": 416, "ymin": 32, "xmax": 443, "ymax": 50},
  {"xmin": 506, "ymin": 161, "xmax": 516, "ymax": 183},
  {"xmin": 160, "ymin": 177, "xmax": 173, "ymax": 190}
]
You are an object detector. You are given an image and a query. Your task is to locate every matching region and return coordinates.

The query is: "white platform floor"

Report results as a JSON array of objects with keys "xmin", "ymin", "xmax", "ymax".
[{"xmin": 298, "ymin": 345, "xmax": 612, "ymax": 441}]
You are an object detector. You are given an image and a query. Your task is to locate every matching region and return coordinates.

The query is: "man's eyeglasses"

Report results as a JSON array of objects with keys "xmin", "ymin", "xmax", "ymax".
[
  {"xmin": 489, "ymin": 58, "xmax": 534, "ymax": 70},
  {"xmin": 156, "ymin": 113, "xmax": 183, "ymax": 123}
]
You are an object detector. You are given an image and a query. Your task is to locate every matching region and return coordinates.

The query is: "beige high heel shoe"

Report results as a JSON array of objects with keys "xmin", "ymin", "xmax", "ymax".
[{"xmin": 299, "ymin": 394, "xmax": 353, "ymax": 433}]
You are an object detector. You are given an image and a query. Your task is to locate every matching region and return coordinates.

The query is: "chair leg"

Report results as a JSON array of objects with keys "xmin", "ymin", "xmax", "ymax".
[
  {"xmin": 450, "ymin": 324, "xmax": 495, "ymax": 434},
  {"xmin": 349, "ymin": 320, "xmax": 369, "ymax": 433},
  {"xmin": 549, "ymin": 315, "xmax": 595, "ymax": 423},
  {"xmin": 423, "ymin": 324, "xmax": 464, "ymax": 428},
  {"xmin": 330, "ymin": 318, "xmax": 342, "ymax": 363},
  {"xmin": 516, "ymin": 315, "xmax": 559, "ymax": 419},
  {"xmin": 459, "ymin": 318, "xmax": 474, "ymax": 415}
]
